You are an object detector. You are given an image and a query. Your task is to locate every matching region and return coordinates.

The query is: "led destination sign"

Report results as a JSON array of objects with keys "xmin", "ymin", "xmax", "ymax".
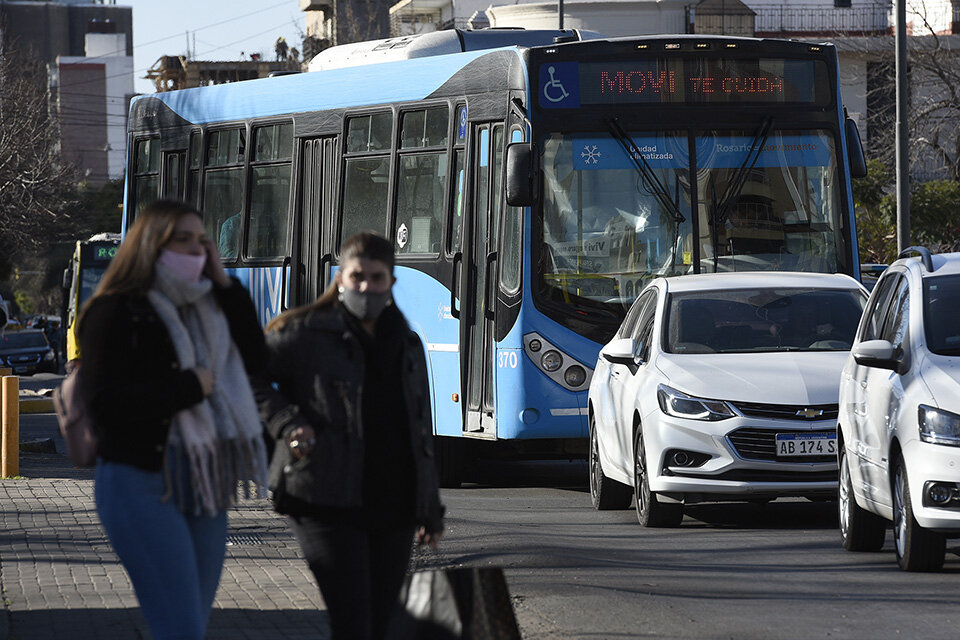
[{"xmin": 539, "ymin": 59, "xmax": 829, "ymax": 108}]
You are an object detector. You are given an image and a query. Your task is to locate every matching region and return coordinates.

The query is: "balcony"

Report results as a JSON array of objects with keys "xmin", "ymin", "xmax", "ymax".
[{"xmin": 754, "ymin": 6, "xmax": 892, "ymax": 36}]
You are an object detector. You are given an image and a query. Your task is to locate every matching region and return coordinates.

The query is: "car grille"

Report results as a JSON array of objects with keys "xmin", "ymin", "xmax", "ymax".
[
  {"xmin": 729, "ymin": 401, "xmax": 839, "ymax": 421},
  {"xmin": 727, "ymin": 427, "xmax": 837, "ymax": 463}
]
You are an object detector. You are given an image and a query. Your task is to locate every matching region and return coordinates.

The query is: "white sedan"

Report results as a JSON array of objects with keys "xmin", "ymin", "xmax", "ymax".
[{"xmin": 588, "ymin": 272, "xmax": 867, "ymax": 526}]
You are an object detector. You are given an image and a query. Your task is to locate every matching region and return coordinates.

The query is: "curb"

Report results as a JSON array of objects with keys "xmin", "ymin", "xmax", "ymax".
[{"xmin": 19, "ymin": 398, "xmax": 55, "ymax": 414}]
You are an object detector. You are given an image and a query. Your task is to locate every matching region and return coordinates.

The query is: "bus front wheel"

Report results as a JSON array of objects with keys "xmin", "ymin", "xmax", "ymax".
[{"xmin": 434, "ymin": 436, "xmax": 464, "ymax": 488}]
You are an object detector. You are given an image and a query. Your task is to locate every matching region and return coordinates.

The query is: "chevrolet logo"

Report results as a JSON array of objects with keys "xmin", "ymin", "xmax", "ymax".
[{"xmin": 796, "ymin": 408, "xmax": 824, "ymax": 419}]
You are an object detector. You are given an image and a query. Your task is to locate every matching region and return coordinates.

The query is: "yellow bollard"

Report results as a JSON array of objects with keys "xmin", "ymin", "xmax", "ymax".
[{"xmin": 2, "ymin": 375, "xmax": 19, "ymax": 477}]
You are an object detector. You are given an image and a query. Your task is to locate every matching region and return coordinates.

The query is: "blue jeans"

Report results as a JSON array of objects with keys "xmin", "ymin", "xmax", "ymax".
[{"xmin": 95, "ymin": 460, "xmax": 227, "ymax": 640}]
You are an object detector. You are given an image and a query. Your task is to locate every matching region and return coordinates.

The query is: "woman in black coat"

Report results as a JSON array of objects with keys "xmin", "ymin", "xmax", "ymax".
[
  {"xmin": 257, "ymin": 231, "xmax": 444, "ymax": 640},
  {"xmin": 79, "ymin": 200, "xmax": 268, "ymax": 640}
]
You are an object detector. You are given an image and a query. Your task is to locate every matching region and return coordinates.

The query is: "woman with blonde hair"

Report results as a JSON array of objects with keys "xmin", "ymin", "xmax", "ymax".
[{"xmin": 78, "ymin": 200, "xmax": 268, "ymax": 639}]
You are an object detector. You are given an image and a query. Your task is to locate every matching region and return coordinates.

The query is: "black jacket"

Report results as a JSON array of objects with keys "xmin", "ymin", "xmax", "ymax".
[
  {"xmin": 257, "ymin": 303, "xmax": 444, "ymax": 534},
  {"xmin": 78, "ymin": 279, "xmax": 266, "ymax": 471}
]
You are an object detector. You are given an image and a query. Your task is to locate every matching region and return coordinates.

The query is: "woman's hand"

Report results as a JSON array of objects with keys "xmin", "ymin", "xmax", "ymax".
[
  {"xmin": 416, "ymin": 526, "xmax": 442, "ymax": 549},
  {"xmin": 287, "ymin": 425, "xmax": 316, "ymax": 459},
  {"xmin": 201, "ymin": 239, "xmax": 231, "ymax": 287},
  {"xmin": 192, "ymin": 366, "xmax": 215, "ymax": 396}
]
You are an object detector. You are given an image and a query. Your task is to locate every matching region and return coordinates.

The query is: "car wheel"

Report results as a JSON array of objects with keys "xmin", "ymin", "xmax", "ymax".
[
  {"xmin": 893, "ymin": 457, "xmax": 945, "ymax": 571},
  {"xmin": 633, "ymin": 428, "xmax": 682, "ymax": 527},
  {"xmin": 838, "ymin": 445, "xmax": 886, "ymax": 551},
  {"xmin": 589, "ymin": 414, "xmax": 632, "ymax": 510}
]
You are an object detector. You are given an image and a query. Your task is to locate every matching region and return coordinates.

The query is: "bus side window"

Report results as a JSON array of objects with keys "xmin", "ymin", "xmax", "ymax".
[
  {"xmin": 203, "ymin": 128, "xmax": 246, "ymax": 261},
  {"xmin": 247, "ymin": 123, "xmax": 293, "ymax": 259},
  {"xmin": 133, "ymin": 138, "xmax": 160, "ymax": 215},
  {"xmin": 341, "ymin": 113, "xmax": 393, "ymax": 243},
  {"xmin": 396, "ymin": 107, "xmax": 449, "ymax": 255}
]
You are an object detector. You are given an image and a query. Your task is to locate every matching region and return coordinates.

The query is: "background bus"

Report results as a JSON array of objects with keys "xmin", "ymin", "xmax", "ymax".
[
  {"xmin": 63, "ymin": 233, "xmax": 121, "ymax": 364},
  {"xmin": 123, "ymin": 31, "xmax": 866, "ymax": 485}
]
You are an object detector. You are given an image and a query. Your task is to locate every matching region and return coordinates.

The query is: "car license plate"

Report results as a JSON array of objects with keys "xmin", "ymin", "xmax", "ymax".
[{"xmin": 776, "ymin": 433, "xmax": 837, "ymax": 457}]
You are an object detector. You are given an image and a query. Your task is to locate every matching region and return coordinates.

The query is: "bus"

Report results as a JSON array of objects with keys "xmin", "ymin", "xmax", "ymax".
[
  {"xmin": 123, "ymin": 31, "xmax": 867, "ymax": 485},
  {"xmin": 63, "ymin": 233, "xmax": 121, "ymax": 364}
]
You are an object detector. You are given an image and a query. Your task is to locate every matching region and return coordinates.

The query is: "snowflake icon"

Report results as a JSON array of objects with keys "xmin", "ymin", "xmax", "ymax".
[{"xmin": 581, "ymin": 145, "xmax": 602, "ymax": 165}]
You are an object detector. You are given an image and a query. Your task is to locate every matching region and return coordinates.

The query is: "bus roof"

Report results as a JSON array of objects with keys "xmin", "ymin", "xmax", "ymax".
[{"xmin": 307, "ymin": 29, "xmax": 603, "ymax": 71}]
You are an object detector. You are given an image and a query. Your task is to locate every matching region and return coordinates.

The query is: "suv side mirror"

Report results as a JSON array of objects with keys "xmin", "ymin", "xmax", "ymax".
[
  {"xmin": 846, "ymin": 117, "xmax": 867, "ymax": 179},
  {"xmin": 505, "ymin": 142, "xmax": 539, "ymax": 207},
  {"xmin": 852, "ymin": 339, "xmax": 900, "ymax": 372}
]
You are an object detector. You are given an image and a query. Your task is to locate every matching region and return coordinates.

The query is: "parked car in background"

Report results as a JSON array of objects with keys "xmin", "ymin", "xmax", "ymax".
[
  {"xmin": 588, "ymin": 272, "xmax": 867, "ymax": 527},
  {"xmin": 838, "ymin": 248, "xmax": 960, "ymax": 571},
  {"xmin": 0, "ymin": 330, "xmax": 57, "ymax": 375}
]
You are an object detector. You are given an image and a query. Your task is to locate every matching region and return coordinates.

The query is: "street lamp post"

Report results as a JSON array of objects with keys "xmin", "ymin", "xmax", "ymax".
[
  {"xmin": 895, "ymin": 0, "xmax": 910, "ymax": 252},
  {"xmin": 559, "ymin": 0, "xmax": 564, "ymax": 29}
]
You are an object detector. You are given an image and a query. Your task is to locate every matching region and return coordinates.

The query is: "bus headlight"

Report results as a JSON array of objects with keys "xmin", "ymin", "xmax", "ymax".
[
  {"xmin": 541, "ymin": 350, "xmax": 563, "ymax": 372},
  {"xmin": 564, "ymin": 365, "xmax": 587, "ymax": 387}
]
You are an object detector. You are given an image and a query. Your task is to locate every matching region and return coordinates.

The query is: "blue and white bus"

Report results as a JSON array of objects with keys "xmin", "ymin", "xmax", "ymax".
[{"xmin": 124, "ymin": 30, "xmax": 867, "ymax": 485}]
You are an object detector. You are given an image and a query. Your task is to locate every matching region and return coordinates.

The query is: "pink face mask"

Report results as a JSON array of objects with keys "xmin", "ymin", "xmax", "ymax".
[{"xmin": 157, "ymin": 248, "xmax": 207, "ymax": 283}]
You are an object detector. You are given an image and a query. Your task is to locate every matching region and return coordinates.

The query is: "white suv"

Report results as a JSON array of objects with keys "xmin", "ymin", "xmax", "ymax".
[{"xmin": 838, "ymin": 248, "xmax": 960, "ymax": 571}]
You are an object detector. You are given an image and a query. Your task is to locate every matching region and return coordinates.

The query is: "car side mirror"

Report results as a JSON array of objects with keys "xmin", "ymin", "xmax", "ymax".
[
  {"xmin": 600, "ymin": 338, "xmax": 636, "ymax": 366},
  {"xmin": 505, "ymin": 142, "xmax": 539, "ymax": 207},
  {"xmin": 846, "ymin": 117, "xmax": 867, "ymax": 179},
  {"xmin": 852, "ymin": 339, "xmax": 900, "ymax": 371}
]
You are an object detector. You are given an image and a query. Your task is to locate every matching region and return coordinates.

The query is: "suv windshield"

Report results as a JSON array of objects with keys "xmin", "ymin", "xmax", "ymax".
[
  {"xmin": 664, "ymin": 287, "xmax": 865, "ymax": 354},
  {"xmin": 924, "ymin": 275, "xmax": 960, "ymax": 355},
  {"xmin": 0, "ymin": 332, "xmax": 48, "ymax": 349},
  {"xmin": 537, "ymin": 128, "xmax": 845, "ymax": 337}
]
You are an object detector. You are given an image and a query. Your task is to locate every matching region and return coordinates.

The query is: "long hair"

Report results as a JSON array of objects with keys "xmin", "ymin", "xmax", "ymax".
[
  {"xmin": 266, "ymin": 231, "xmax": 395, "ymax": 333},
  {"xmin": 83, "ymin": 200, "xmax": 203, "ymax": 313}
]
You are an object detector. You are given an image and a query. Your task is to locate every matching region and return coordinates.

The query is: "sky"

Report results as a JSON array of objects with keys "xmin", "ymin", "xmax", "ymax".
[{"xmin": 124, "ymin": 0, "xmax": 305, "ymax": 94}]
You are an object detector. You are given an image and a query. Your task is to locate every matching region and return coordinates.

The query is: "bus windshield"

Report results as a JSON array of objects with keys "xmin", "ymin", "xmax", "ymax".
[{"xmin": 537, "ymin": 128, "xmax": 844, "ymax": 323}]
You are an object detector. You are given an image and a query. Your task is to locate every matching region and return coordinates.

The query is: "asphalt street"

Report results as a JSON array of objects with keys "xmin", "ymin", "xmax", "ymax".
[
  {"xmin": 414, "ymin": 459, "xmax": 960, "ymax": 640},
  {"xmin": 6, "ymin": 373, "xmax": 960, "ymax": 639}
]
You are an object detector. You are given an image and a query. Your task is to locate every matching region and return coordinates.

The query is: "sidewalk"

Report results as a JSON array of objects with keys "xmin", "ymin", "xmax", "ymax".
[{"xmin": 1, "ymin": 408, "xmax": 331, "ymax": 639}]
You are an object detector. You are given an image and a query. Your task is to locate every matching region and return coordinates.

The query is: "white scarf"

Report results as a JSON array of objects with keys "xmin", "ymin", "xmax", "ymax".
[{"xmin": 148, "ymin": 264, "xmax": 268, "ymax": 515}]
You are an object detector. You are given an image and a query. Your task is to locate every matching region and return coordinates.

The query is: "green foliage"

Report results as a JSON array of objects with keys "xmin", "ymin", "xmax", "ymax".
[
  {"xmin": 910, "ymin": 180, "xmax": 960, "ymax": 247},
  {"xmin": 74, "ymin": 179, "xmax": 124, "ymax": 235},
  {"xmin": 854, "ymin": 160, "xmax": 897, "ymax": 264},
  {"xmin": 14, "ymin": 291, "xmax": 33, "ymax": 316}
]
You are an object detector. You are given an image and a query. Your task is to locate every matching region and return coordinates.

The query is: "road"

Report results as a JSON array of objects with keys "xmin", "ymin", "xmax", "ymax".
[{"xmin": 416, "ymin": 459, "xmax": 960, "ymax": 640}]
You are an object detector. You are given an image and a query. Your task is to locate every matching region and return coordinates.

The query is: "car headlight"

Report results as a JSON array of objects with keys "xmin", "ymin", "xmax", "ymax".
[
  {"xmin": 44, "ymin": 351, "xmax": 55, "ymax": 361},
  {"xmin": 657, "ymin": 384, "xmax": 736, "ymax": 421},
  {"xmin": 918, "ymin": 405, "xmax": 960, "ymax": 446}
]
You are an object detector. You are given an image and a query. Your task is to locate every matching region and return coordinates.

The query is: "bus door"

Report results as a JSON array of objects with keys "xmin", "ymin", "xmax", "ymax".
[
  {"xmin": 460, "ymin": 123, "xmax": 505, "ymax": 437},
  {"xmin": 291, "ymin": 136, "xmax": 339, "ymax": 307}
]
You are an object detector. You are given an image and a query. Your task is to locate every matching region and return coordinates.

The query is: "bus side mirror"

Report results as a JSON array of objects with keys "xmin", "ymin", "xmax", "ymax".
[
  {"xmin": 62, "ymin": 267, "xmax": 71, "ymax": 290},
  {"xmin": 506, "ymin": 142, "xmax": 539, "ymax": 207},
  {"xmin": 846, "ymin": 117, "xmax": 867, "ymax": 179}
]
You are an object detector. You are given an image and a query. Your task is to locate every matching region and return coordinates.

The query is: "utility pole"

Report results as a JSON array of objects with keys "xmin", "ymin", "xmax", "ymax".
[{"xmin": 895, "ymin": 0, "xmax": 910, "ymax": 252}]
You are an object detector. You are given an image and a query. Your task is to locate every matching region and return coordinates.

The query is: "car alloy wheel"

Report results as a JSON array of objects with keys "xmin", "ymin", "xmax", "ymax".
[
  {"xmin": 838, "ymin": 445, "xmax": 885, "ymax": 552},
  {"xmin": 893, "ymin": 458, "xmax": 945, "ymax": 571},
  {"xmin": 632, "ymin": 427, "xmax": 682, "ymax": 527},
  {"xmin": 589, "ymin": 414, "xmax": 632, "ymax": 510}
]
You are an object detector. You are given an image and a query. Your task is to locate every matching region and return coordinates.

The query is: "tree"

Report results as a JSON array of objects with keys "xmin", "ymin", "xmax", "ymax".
[
  {"xmin": 854, "ymin": 159, "xmax": 897, "ymax": 264},
  {"xmin": 0, "ymin": 42, "xmax": 79, "ymax": 255}
]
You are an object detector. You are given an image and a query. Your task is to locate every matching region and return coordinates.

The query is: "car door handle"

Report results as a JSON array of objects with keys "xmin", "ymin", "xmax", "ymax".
[
  {"xmin": 858, "ymin": 380, "xmax": 867, "ymax": 390},
  {"xmin": 611, "ymin": 369, "xmax": 622, "ymax": 379}
]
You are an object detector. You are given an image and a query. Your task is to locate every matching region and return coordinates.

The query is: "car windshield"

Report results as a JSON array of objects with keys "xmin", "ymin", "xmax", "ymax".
[
  {"xmin": 0, "ymin": 332, "xmax": 48, "ymax": 349},
  {"xmin": 923, "ymin": 275, "xmax": 960, "ymax": 355},
  {"xmin": 664, "ymin": 287, "xmax": 865, "ymax": 353}
]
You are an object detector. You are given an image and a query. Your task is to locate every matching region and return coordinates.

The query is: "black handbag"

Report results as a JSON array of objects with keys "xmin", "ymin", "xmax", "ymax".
[{"xmin": 389, "ymin": 567, "xmax": 522, "ymax": 640}]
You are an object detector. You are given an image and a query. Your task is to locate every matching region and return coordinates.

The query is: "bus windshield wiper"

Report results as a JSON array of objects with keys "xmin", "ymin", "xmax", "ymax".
[
  {"xmin": 711, "ymin": 118, "xmax": 773, "ymax": 229},
  {"xmin": 604, "ymin": 118, "xmax": 685, "ymax": 225}
]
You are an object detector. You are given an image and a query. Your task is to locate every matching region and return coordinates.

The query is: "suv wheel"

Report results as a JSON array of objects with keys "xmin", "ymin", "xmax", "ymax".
[
  {"xmin": 589, "ymin": 415, "xmax": 632, "ymax": 510},
  {"xmin": 838, "ymin": 445, "xmax": 886, "ymax": 551},
  {"xmin": 893, "ymin": 457, "xmax": 945, "ymax": 571}
]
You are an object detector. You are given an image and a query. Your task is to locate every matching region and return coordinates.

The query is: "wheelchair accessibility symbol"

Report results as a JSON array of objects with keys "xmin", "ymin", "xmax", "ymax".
[{"xmin": 543, "ymin": 66, "xmax": 570, "ymax": 103}]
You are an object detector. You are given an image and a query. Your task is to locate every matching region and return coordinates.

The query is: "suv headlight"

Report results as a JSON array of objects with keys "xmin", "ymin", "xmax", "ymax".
[
  {"xmin": 44, "ymin": 350, "xmax": 55, "ymax": 361},
  {"xmin": 657, "ymin": 384, "xmax": 736, "ymax": 421},
  {"xmin": 919, "ymin": 405, "xmax": 960, "ymax": 446}
]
